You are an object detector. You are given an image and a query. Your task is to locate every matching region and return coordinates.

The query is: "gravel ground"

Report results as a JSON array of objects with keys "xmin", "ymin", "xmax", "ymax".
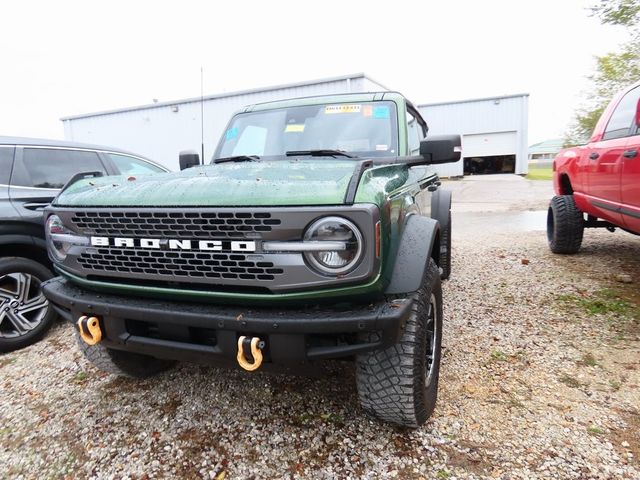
[{"xmin": 1, "ymin": 176, "xmax": 639, "ymax": 479}]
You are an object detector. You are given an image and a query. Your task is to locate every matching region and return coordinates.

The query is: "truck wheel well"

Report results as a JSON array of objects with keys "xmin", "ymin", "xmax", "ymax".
[
  {"xmin": 559, "ymin": 174, "xmax": 573, "ymax": 195},
  {"xmin": 431, "ymin": 231, "xmax": 440, "ymax": 268},
  {"xmin": 0, "ymin": 244, "xmax": 51, "ymax": 270}
]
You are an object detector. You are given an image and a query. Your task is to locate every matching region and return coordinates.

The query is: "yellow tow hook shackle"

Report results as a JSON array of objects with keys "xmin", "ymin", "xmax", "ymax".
[
  {"xmin": 236, "ymin": 336, "xmax": 264, "ymax": 371},
  {"xmin": 77, "ymin": 315, "xmax": 103, "ymax": 345}
]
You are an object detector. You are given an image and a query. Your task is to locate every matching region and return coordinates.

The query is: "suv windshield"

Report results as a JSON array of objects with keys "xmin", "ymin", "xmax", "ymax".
[{"xmin": 215, "ymin": 101, "xmax": 398, "ymax": 160}]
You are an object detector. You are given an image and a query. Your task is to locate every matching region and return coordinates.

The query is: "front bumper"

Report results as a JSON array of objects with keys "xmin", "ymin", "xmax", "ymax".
[{"xmin": 42, "ymin": 277, "xmax": 412, "ymax": 366}]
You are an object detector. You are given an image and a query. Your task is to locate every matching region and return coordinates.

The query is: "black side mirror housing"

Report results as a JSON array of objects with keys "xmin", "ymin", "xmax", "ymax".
[
  {"xmin": 179, "ymin": 150, "xmax": 200, "ymax": 170},
  {"xmin": 420, "ymin": 135, "xmax": 462, "ymax": 164}
]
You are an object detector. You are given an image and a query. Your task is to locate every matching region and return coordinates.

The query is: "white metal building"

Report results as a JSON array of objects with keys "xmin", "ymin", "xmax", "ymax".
[
  {"xmin": 62, "ymin": 73, "xmax": 389, "ymax": 171},
  {"xmin": 62, "ymin": 74, "xmax": 529, "ymax": 176},
  {"xmin": 418, "ymin": 94, "xmax": 529, "ymax": 176}
]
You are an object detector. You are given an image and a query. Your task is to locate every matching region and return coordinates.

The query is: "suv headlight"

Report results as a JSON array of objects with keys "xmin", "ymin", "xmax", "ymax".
[
  {"xmin": 303, "ymin": 216, "xmax": 364, "ymax": 275},
  {"xmin": 45, "ymin": 214, "xmax": 89, "ymax": 262}
]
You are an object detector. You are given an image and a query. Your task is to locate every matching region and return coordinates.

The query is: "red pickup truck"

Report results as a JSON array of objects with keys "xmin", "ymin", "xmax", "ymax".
[{"xmin": 547, "ymin": 80, "xmax": 640, "ymax": 253}]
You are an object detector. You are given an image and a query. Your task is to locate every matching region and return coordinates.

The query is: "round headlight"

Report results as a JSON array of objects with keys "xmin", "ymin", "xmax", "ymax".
[
  {"xmin": 46, "ymin": 214, "xmax": 72, "ymax": 261},
  {"xmin": 303, "ymin": 216, "xmax": 363, "ymax": 275}
]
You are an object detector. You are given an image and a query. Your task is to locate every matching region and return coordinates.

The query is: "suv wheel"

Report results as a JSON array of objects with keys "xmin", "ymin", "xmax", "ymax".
[
  {"xmin": 356, "ymin": 259, "xmax": 443, "ymax": 428},
  {"xmin": 76, "ymin": 333, "xmax": 176, "ymax": 378},
  {"xmin": 547, "ymin": 195, "xmax": 584, "ymax": 254},
  {"xmin": 0, "ymin": 257, "xmax": 56, "ymax": 352}
]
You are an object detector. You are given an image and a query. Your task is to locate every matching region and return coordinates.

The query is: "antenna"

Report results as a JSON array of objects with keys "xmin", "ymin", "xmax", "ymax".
[{"xmin": 200, "ymin": 67, "xmax": 205, "ymax": 165}]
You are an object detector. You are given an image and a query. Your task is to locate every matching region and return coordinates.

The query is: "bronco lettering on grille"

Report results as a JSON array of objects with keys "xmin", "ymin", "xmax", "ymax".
[{"xmin": 90, "ymin": 237, "xmax": 256, "ymax": 252}]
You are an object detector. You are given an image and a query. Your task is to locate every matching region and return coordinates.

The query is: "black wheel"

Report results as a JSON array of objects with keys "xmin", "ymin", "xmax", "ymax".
[
  {"xmin": 439, "ymin": 211, "xmax": 452, "ymax": 280},
  {"xmin": 0, "ymin": 257, "xmax": 56, "ymax": 352},
  {"xmin": 547, "ymin": 195, "xmax": 584, "ymax": 254},
  {"xmin": 76, "ymin": 332, "xmax": 175, "ymax": 378},
  {"xmin": 356, "ymin": 259, "xmax": 443, "ymax": 428}
]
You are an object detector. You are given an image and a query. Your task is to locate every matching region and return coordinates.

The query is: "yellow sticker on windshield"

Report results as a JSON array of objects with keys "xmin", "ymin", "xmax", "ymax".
[
  {"xmin": 285, "ymin": 124, "xmax": 305, "ymax": 132},
  {"xmin": 325, "ymin": 105, "xmax": 361, "ymax": 114}
]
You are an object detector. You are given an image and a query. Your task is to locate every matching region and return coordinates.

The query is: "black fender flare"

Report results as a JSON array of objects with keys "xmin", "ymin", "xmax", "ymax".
[
  {"xmin": 385, "ymin": 215, "xmax": 439, "ymax": 295},
  {"xmin": 431, "ymin": 189, "xmax": 452, "ymax": 232}
]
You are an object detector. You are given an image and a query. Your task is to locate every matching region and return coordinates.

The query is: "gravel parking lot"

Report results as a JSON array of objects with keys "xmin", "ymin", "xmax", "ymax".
[{"xmin": 1, "ymin": 175, "xmax": 638, "ymax": 479}]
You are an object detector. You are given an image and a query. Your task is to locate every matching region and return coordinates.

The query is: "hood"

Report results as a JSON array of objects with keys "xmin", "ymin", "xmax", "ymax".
[{"xmin": 54, "ymin": 160, "xmax": 360, "ymax": 207}]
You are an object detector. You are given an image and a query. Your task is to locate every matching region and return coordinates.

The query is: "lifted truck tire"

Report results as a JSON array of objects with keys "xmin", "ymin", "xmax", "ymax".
[
  {"xmin": 0, "ymin": 257, "xmax": 56, "ymax": 353},
  {"xmin": 76, "ymin": 333, "xmax": 176, "ymax": 378},
  {"xmin": 356, "ymin": 259, "xmax": 443, "ymax": 428},
  {"xmin": 547, "ymin": 195, "xmax": 584, "ymax": 254}
]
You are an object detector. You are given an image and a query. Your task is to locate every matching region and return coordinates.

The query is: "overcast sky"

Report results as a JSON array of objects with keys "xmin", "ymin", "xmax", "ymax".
[{"xmin": 0, "ymin": 0, "xmax": 631, "ymax": 145}]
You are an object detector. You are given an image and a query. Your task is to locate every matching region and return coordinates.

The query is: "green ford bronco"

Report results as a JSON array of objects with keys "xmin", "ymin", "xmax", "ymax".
[{"xmin": 42, "ymin": 92, "xmax": 460, "ymax": 427}]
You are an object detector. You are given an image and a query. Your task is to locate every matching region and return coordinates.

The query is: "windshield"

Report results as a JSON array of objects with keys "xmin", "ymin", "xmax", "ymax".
[{"xmin": 214, "ymin": 101, "xmax": 398, "ymax": 160}]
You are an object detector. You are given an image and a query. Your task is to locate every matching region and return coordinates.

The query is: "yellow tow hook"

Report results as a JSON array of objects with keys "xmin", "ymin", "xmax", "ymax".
[
  {"xmin": 236, "ymin": 336, "xmax": 264, "ymax": 371},
  {"xmin": 77, "ymin": 315, "xmax": 103, "ymax": 345}
]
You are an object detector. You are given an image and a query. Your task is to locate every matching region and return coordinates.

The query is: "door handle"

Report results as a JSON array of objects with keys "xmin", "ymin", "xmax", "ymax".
[
  {"xmin": 589, "ymin": 152, "xmax": 600, "ymax": 160},
  {"xmin": 23, "ymin": 202, "xmax": 50, "ymax": 211},
  {"xmin": 623, "ymin": 149, "xmax": 638, "ymax": 159}
]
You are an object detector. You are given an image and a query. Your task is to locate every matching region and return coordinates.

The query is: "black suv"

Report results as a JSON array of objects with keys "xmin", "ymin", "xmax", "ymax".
[{"xmin": 0, "ymin": 136, "xmax": 167, "ymax": 352}]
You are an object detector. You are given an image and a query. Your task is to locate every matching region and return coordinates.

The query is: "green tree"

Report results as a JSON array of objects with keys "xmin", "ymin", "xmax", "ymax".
[{"xmin": 565, "ymin": 0, "xmax": 640, "ymax": 146}]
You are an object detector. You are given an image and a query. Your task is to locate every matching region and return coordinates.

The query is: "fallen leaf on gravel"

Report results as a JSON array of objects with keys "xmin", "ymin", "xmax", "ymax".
[
  {"xmin": 215, "ymin": 472, "xmax": 226, "ymax": 480},
  {"xmin": 521, "ymin": 259, "xmax": 530, "ymax": 265}
]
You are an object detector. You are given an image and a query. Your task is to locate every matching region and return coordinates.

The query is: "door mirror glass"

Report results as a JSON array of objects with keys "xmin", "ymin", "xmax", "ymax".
[
  {"xmin": 179, "ymin": 150, "xmax": 200, "ymax": 170},
  {"xmin": 419, "ymin": 135, "xmax": 462, "ymax": 164}
]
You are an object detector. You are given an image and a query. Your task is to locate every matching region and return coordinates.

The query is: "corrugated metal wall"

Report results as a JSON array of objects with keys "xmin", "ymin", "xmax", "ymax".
[
  {"xmin": 418, "ymin": 95, "xmax": 529, "ymax": 176},
  {"xmin": 63, "ymin": 74, "xmax": 388, "ymax": 171}
]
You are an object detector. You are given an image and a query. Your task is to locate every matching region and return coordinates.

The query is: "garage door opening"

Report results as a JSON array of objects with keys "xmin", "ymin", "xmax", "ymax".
[{"xmin": 463, "ymin": 155, "xmax": 515, "ymax": 175}]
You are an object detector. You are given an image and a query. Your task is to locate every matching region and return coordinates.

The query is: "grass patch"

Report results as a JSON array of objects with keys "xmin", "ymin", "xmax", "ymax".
[
  {"xmin": 587, "ymin": 425, "xmax": 604, "ymax": 435},
  {"xmin": 578, "ymin": 353, "xmax": 598, "ymax": 367},
  {"xmin": 557, "ymin": 289, "xmax": 630, "ymax": 316},
  {"xmin": 526, "ymin": 166, "xmax": 553, "ymax": 181},
  {"xmin": 609, "ymin": 380, "xmax": 622, "ymax": 391},
  {"xmin": 490, "ymin": 350, "xmax": 508, "ymax": 362},
  {"xmin": 559, "ymin": 373, "xmax": 583, "ymax": 389}
]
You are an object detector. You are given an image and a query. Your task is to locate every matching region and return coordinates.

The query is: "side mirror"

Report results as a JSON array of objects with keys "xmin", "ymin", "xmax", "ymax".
[
  {"xmin": 419, "ymin": 135, "xmax": 462, "ymax": 164},
  {"xmin": 179, "ymin": 150, "xmax": 200, "ymax": 170}
]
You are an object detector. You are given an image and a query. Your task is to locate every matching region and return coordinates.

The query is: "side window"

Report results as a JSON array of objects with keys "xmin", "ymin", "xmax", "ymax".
[
  {"xmin": 0, "ymin": 147, "xmax": 14, "ymax": 184},
  {"xmin": 603, "ymin": 86, "xmax": 640, "ymax": 141},
  {"xmin": 18, "ymin": 148, "xmax": 106, "ymax": 189},
  {"xmin": 406, "ymin": 110, "xmax": 421, "ymax": 155},
  {"xmin": 107, "ymin": 153, "xmax": 165, "ymax": 175}
]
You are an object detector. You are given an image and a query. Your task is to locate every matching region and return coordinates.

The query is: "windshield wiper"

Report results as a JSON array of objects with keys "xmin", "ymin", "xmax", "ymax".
[
  {"xmin": 286, "ymin": 149, "xmax": 357, "ymax": 158},
  {"xmin": 213, "ymin": 155, "xmax": 260, "ymax": 164}
]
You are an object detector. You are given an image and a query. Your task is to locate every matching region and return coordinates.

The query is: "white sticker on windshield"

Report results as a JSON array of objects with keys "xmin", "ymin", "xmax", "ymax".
[{"xmin": 376, "ymin": 144, "xmax": 388, "ymax": 151}]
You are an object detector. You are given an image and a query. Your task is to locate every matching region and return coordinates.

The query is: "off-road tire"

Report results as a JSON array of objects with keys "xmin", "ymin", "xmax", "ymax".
[
  {"xmin": 439, "ymin": 211, "xmax": 452, "ymax": 280},
  {"xmin": 0, "ymin": 257, "xmax": 56, "ymax": 353},
  {"xmin": 356, "ymin": 259, "xmax": 443, "ymax": 428},
  {"xmin": 547, "ymin": 195, "xmax": 584, "ymax": 254},
  {"xmin": 75, "ymin": 332, "xmax": 175, "ymax": 378}
]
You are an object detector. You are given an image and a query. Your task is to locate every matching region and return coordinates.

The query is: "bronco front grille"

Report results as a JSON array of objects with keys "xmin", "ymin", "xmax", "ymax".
[
  {"xmin": 70, "ymin": 211, "xmax": 282, "ymax": 239},
  {"xmin": 78, "ymin": 248, "xmax": 284, "ymax": 281}
]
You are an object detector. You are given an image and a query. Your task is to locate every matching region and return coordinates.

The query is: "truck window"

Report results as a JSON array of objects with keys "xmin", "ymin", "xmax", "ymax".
[
  {"xmin": 18, "ymin": 148, "xmax": 106, "ymax": 189},
  {"xmin": 0, "ymin": 147, "xmax": 14, "ymax": 184},
  {"xmin": 107, "ymin": 153, "xmax": 165, "ymax": 175},
  {"xmin": 603, "ymin": 86, "xmax": 640, "ymax": 141}
]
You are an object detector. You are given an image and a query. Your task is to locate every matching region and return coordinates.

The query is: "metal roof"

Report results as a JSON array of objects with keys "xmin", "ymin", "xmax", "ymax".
[
  {"xmin": 418, "ymin": 93, "xmax": 529, "ymax": 108},
  {"xmin": 60, "ymin": 73, "xmax": 391, "ymax": 121}
]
